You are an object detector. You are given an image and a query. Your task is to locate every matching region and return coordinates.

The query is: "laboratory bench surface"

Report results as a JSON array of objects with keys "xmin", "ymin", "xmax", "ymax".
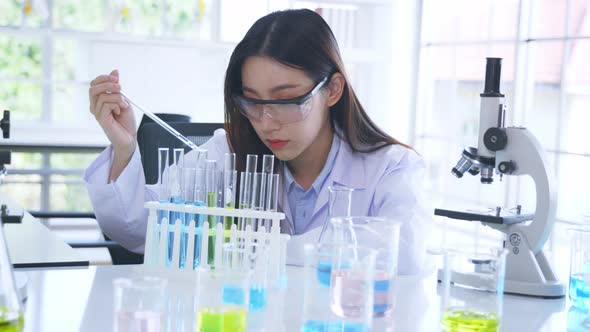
[
  {"xmin": 17, "ymin": 263, "xmax": 577, "ymax": 332},
  {"xmin": 1, "ymin": 193, "xmax": 89, "ymax": 268}
]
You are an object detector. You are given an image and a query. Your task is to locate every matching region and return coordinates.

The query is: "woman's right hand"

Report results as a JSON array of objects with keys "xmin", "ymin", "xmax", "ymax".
[{"xmin": 89, "ymin": 69, "xmax": 137, "ymax": 159}]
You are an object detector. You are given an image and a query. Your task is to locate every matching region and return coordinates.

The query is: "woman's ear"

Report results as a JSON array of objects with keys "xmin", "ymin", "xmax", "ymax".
[{"xmin": 325, "ymin": 72, "xmax": 345, "ymax": 107}]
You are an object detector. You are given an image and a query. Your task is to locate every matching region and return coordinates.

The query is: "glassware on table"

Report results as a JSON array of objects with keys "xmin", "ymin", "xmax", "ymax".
[
  {"xmin": 440, "ymin": 248, "xmax": 507, "ymax": 332},
  {"xmin": 569, "ymin": 227, "xmax": 590, "ymax": 310},
  {"xmin": 330, "ymin": 216, "xmax": 402, "ymax": 317},
  {"xmin": 302, "ymin": 243, "xmax": 376, "ymax": 332},
  {"xmin": 113, "ymin": 277, "xmax": 168, "ymax": 332},
  {"xmin": 195, "ymin": 270, "xmax": 250, "ymax": 332},
  {"xmin": 317, "ymin": 185, "xmax": 354, "ymax": 245},
  {"xmin": 0, "ymin": 221, "xmax": 24, "ymax": 331}
]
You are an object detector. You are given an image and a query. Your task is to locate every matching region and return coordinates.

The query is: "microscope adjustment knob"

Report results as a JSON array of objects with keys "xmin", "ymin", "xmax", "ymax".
[
  {"xmin": 483, "ymin": 127, "xmax": 507, "ymax": 151},
  {"xmin": 498, "ymin": 161, "xmax": 514, "ymax": 174}
]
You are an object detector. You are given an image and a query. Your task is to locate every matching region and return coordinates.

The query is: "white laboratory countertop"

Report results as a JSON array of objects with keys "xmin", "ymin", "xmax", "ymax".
[
  {"xmin": 1, "ymin": 193, "xmax": 89, "ymax": 268},
  {"xmin": 17, "ymin": 262, "xmax": 577, "ymax": 332}
]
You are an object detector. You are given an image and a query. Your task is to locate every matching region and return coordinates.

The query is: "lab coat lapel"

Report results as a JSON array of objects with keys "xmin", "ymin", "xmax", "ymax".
[{"xmin": 310, "ymin": 139, "xmax": 366, "ymax": 218}]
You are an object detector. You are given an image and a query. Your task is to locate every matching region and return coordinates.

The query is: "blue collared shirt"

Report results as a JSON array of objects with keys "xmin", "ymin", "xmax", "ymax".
[{"xmin": 283, "ymin": 134, "xmax": 341, "ymax": 234}]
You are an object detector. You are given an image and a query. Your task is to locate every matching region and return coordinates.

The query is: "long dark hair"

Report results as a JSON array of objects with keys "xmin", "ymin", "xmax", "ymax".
[{"xmin": 224, "ymin": 9, "xmax": 409, "ymax": 173}]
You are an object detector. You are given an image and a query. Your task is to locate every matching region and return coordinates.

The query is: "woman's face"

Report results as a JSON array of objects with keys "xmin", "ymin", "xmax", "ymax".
[{"xmin": 240, "ymin": 56, "xmax": 330, "ymax": 161}]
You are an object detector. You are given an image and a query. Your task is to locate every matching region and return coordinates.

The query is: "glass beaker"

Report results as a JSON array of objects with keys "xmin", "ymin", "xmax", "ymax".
[
  {"xmin": 302, "ymin": 243, "xmax": 376, "ymax": 332},
  {"xmin": 113, "ymin": 277, "xmax": 168, "ymax": 332},
  {"xmin": 195, "ymin": 270, "xmax": 250, "ymax": 332},
  {"xmin": 569, "ymin": 227, "xmax": 590, "ymax": 310},
  {"xmin": 0, "ymin": 224, "xmax": 24, "ymax": 331},
  {"xmin": 330, "ymin": 216, "xmax": 401, "ymax": 317},
  {"xmin": 318, "ymin": 185, "xmax": 354, "ymax": 245},
  {"xmin": 441, "ymin": 248, "xmax": 507, "ymax": 332}
]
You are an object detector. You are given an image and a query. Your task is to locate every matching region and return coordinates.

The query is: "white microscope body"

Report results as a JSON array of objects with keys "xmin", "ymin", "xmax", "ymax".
[{"xmin": 435, "ymin": 58, "xmax": 565, "ymax": 298}]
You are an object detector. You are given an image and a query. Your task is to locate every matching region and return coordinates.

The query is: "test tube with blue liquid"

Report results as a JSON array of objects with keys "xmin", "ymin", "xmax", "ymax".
[
  {"xmin": 569, "ymin": 227, "xmax": 590, "ymax": 310},
  {"xmin": 166, "ymin": 148, "xmax": 185, "ymax": 267},
  {"xmin": 179, "ymin": 165, "xmax": 195, "ymax": 270}
]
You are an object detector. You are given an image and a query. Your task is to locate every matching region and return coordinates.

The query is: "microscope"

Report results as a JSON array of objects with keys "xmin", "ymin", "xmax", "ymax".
[
  {"xmin": 0, "ymin": 110, "xmax": 23, "ymax": 224},
  {"xmin": 434, "ymin": 58, "xmax": 565, "ymax": 298}
]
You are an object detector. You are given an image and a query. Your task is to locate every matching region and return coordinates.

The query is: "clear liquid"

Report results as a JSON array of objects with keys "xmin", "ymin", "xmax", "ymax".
[
  {"xmin": 441, "ymin": 308, "xmax": 499, "ymax": 332},
  {"xmin": 197, "ymin": 306, "xmax": 247, "ymax": 332},
  {"xmin": 115, "ymin": 311, "xmax": 163, "ymax": 332},
  {"xmin": 330, "ymin": 270, "xmax": 371, "ymax": 318},
  {"xmin": 373, "ymin": 271, "xmax": 394, "ymax": 316},
  {"xmin": 0, "ymin": 307, "xmax": 23, "ymax": 332},
  {"xmin": 570, "ymin": 273, "xmax": 590, "ymax": 310},
  {"xmin": 301, "ymin": 320, "xmax": 370, "ymax": 332}
]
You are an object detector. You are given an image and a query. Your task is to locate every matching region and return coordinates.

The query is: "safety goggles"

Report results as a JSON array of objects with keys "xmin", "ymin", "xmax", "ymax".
[{"xmin": 234, "ymin": 77, "xmax": 328, "ymax": 125}]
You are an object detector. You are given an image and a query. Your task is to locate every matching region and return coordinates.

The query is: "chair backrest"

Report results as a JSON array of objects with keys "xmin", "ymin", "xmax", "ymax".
[
  {"xmin": 137, "ymin": 113, "xmax": 191, "ymax": 132},
  {"xmin": 138, "ymin": 122, "xmax": 225, "ymax": 184}
]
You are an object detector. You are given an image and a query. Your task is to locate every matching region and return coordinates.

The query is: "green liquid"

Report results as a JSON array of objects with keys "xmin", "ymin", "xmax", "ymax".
[
  {"xmin": 441, "ymin": 308, "xmax": 499, "ymax": 332},
  {"xmin": 0, "ymin": 307, "xmax": 23, "ymax": 332},
  {"xmin": 207, "ymin": 192, "xmax": 217, "ymax": 265},
  {"xmin": 197, "ymin": 306, "xmax": 246, "ymax": 332}
]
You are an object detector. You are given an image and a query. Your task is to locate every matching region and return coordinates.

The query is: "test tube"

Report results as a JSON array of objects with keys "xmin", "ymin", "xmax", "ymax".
[
  {"xmin": 258, "ymin": 155, "xmax": 274, "ymax": 230},
  {"xmin": 157, "ymin": 148, "xmax": 170, "ymax": 201},
  {"xmin": 205, "ymin": 160, "xmax": 217, "ymax": 265},
  {"xmin": 167, "ymin": 148, "xmax": 185, "ymax": 267},
  {"xmin": 180, "ymin": 167, "xmax": 196, "ymax": 270},
  {"xmin": 193, "ymin": 168, "xmax": 207, "ymax": 269},
  {"xmin": 266, "ymin": 174, "xmax": 279, "ymax": 212}
]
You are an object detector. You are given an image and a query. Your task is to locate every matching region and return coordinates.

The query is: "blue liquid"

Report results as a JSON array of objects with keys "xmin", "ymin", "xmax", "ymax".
[
  {"xmin": 250, "ymin": 287, "xmax": 267, "ymax": 310},
  {"xmin": 570, "ymin": 273, "xmax": 590, "ymax": 310},
  {"xmin": 374, "ymin": 278, "xmax": 391, "ymax": 313},
  {"xmin": 166, "ymin": 196, "xmax": 184, "ymax": 267},
  {"xmin": 222, "ymin": 285, "xmax": 267, "ymax": 310},
  {"xmin": 301, "ymin": 320, "xmax": 370, "ymax": 332},
  {"xmin": 222, "ymin": 284, "xmax": 245, "ymax": 306},
  {"xmin": 317, "ymin": 261, "xmax": 332, "ymax": 287}
]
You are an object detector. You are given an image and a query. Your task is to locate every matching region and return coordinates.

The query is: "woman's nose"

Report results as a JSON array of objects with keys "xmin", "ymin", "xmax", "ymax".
[{"xmin": 260, "ymin": 106, "xmax": 281, "ymax": 131}]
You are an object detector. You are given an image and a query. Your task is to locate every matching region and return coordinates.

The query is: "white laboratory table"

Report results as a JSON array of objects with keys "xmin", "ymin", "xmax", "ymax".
[
  {"xmin": 1, "ymin": 193, "xmax": 89, "ymax": 268},
  {"xmin": 16, "ymin": 263, "xmax": 578, "ymax": 332}
]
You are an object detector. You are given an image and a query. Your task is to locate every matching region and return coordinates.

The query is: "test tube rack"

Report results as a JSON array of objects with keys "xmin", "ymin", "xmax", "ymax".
[{"xmin": 143, "ymin": 201, "xmax": 290, "ymax": 286}]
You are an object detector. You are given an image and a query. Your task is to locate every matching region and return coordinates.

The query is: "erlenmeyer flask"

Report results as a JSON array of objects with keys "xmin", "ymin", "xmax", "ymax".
[
  {"xmin": 317, "ymin": 185, "xmax": 354, "ymax": 245},
  {"xmin": 0, "ymin": 222, "xmax": 24, "ymax": 330}
]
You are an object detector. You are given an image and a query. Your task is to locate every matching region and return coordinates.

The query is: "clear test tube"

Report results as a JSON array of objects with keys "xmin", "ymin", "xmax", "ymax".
[
  {"xmin": 157, "ymin": 148, "xmax": 170, "ymax": 201},
  {"xmin": 225, "ymin": 153, "xmax": 236, "ymax": 173},
  {"xmin": 246, "ymin": 154, "xmax": 258, "ymax": 174},
  {"xmin": 171, "ymin": 148, "xmax": 185, "ymax": 202},
  {"xmin": 258, "ymin": 155, "xmax": 274, "ymax": 230},
  {"xmin": 238, "ymin": 172, "xmax": 250, "ymax": 230},
  {"xmin": 250, "ymin": 172, "xmax": 263, "ymax": 231},
  {"xmin": 197, "ymin": 149, "xmax": 208, "ymax": 169},
  {"xmin": 205, "ymin": 160, "xmax": 218, "ymax": 266}
]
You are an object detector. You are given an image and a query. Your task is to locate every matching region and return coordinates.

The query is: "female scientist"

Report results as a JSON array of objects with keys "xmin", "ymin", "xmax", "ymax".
[{"xmin": 84, "ymin": 9, "xmax": 429, "ymax": 273}]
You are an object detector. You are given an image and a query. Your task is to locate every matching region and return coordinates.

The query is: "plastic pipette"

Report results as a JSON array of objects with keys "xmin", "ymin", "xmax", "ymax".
[{"xmin": 120, "ymin": 92, "xmax": 200, "ymax": 151}]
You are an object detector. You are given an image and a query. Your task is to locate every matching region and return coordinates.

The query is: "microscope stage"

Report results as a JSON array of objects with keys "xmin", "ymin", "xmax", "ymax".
[{"xmin": 434, "ymin": 208, "xmax": 533, "ymax": 225}]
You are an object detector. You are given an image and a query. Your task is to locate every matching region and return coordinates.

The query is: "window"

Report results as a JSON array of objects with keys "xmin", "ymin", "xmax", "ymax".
[{"xmin": 417, "ymin": 0, "xmax": 590, "ymax": 250}]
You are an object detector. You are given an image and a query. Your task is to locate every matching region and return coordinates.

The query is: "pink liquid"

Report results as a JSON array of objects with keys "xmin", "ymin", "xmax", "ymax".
[
  {"xmin": 330, "ymin": 270, "xmax": 372, "ymax": 318},
  {"xmin": 115, "ymin": 311, "xmax": 163, "ymax": 332}
]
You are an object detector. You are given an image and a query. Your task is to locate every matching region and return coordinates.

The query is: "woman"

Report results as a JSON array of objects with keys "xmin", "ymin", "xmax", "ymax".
[{"xmin": 85, "ymin": 9, "xmax": 429, "ymax": 273}]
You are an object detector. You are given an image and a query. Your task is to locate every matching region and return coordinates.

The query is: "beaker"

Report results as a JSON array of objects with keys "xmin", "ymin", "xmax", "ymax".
[
  {"xmin": 302, "ymin": 243, "xmax": 376, "ymax": 332},
  {"xmin": 441, "ymin": 248, "xmax": 507, "ymax": 332},
  {"xmin": 195, "ymin": 270, "xmax": 250, "ymax": 332},
  {"xmin": 0, "ymin": 224, "xmax": 24, "ymax": 331},
  {"xmin": 113, "ymin": 277, "xmax": 168, "ymax": 332},
  {"xmin": 570, "ymin": 227, "xmax": 590, "ymax": 310},
  {"xmin": 330, "ymin": 216, "xmax": 402, "ymax": 317}
]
